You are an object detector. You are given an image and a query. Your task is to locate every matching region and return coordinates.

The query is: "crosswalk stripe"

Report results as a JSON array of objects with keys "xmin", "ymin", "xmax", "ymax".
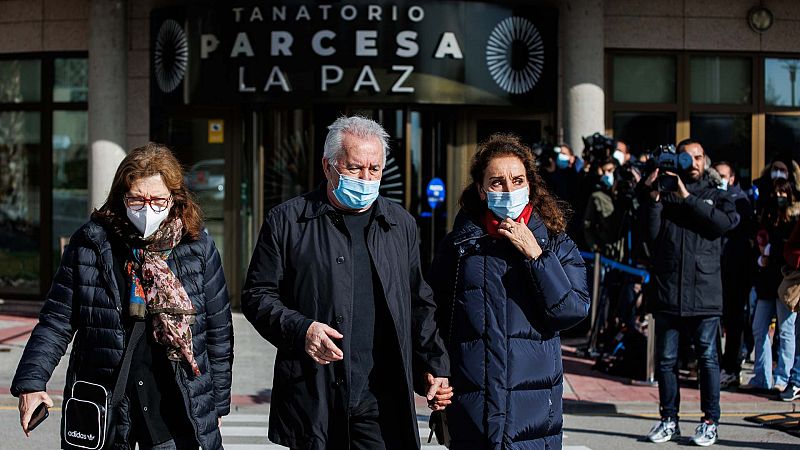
[
  {"xmin": 222, "ymin": 414, "xmax": 269, "ymax": 422},
  {"xmin": 224, "ymin": 445, "xmax": 286, "ymax": 450},
  {"xmin": 219, "ymin": 414, "xmax": 588, "ymax": 449},
  {"xmin": 221, "ymin": 426, "xmax": 270, "ymax": 437}
]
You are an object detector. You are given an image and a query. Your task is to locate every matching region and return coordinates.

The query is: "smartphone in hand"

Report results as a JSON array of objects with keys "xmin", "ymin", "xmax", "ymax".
[{"xmin": 27, "ymin": 402, "xmax": 49, "ymax": 432}]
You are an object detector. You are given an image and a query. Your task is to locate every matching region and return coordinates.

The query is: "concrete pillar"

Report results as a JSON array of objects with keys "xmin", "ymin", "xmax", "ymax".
[
  {"xmin": 561, "ymin": 0, "xmax": 605, "ymax": 156},
  {"xmin": 88, "ymin": 0, "xmax": 127, "ymax": 212}
]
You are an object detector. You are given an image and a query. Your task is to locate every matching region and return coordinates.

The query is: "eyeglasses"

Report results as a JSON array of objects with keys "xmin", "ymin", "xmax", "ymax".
[{"xmin": 125, "ymin": 196, "xmax": 171, "ymax": 212}]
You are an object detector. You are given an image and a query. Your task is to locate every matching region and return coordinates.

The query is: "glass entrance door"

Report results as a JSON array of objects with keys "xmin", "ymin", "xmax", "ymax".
[{"xmin": 153, "ymin": 111, "xmax": 241, "ymax": 303}]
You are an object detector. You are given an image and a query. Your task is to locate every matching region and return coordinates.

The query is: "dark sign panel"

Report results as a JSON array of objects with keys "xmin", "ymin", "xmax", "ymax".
[{"xmin": 151, "ymin": 1, "xmax": 557, "ymax": 106}]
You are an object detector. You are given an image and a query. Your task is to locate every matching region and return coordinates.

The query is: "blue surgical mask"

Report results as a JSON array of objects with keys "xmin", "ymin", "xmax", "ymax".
[
  {"xmin": 330, "ymin": 166, "xmax": 380, "ymax": 210},
  {"xmin": 556, "ymin": 153, "xmax": 570, "ymax": 169},
  {"xmin": 601, "ymin": 173, "xmax": 614, "ymax": 188},
  {"xmin": 772, "ymin": 169, "xmax": 788, "ymax": 180},
  {"xmin": 486, "ymin": 186, "xmax": 530, "ymax": 219},
  {"xmin": 719, "ymin": 178, "xmax": 729, "ymax": 191}
]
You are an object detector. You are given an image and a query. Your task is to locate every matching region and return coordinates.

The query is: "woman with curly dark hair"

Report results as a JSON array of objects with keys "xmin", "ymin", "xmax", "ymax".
[
  {"xmin": 12, "ymin": 143, "xmax": 232, "ymax": 450},
  {"xmin": 427, "ymin": 133, "xmax": 589, "ymax": 448}
]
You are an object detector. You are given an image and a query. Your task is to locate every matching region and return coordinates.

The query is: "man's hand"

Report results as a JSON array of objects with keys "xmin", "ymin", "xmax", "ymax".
[
  {"xmin": 644, "ymin": 168, "xmax": 660, "ymax": 202},
  {"xmin": 19, "ymin": 391, "xmax": 53, "ymax": 437},
  {"xmin": 666, "ymin": 171, "xmax": 690, "ymax": 199},
  {"xmin": 425, "ymin": 373, "xmax": 453, "ymax": 411},
  {"xmin": 305, "ymin": 321, "xmax": 344, "ymax": 365}
]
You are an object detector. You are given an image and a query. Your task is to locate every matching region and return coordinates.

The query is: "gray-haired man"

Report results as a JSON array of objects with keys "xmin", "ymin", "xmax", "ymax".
[{"xmin": 243, "ymin": 116, "xmax": 452, "ymax": 450}]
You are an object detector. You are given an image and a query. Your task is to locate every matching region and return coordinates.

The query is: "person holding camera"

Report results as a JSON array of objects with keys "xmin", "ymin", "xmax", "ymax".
[{"xmin": 641, "ymin": 139, "xmax": 739, "ymax": 447}]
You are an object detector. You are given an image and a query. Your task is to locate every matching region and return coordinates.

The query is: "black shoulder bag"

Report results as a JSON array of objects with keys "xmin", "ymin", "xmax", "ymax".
[
  {"xmin": 428, "ymin": 247, "xmax": 463, "ymax": 447},
  {"xmin": 63, "ymin": 321, "xmax": 145, "ymax": 450}
]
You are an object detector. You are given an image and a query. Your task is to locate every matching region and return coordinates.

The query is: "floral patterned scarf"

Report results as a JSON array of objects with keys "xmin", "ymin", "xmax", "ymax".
[{"xmin": 125, "ymin": 217, "xmax": 201, "ymax": 376}]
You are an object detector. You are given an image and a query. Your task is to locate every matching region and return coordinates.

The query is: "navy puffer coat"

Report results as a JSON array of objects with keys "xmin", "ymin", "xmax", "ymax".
[
  {"xmin": 11, "ymin": 220, "xmax": 233, "ymax": 450},
  {"xmin": 429, "ymin": 211, "xmax": 589, "ymax": 450}
]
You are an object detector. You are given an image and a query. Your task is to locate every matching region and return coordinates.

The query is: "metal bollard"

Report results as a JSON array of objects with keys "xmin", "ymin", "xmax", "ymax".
[
  {"xmin": 645, "ymin": 313, "xmax": 656, "ymax": 384},
  {"xmin": 631, "ymin": 313, "xmax": 659, "ymax": 386},
  {"xmin": 590, "ymin": 252, "xmax": 601, "ymax": 329},
  {"xmin": 587, "ymin": 252, "xmax": 602, "ymax": 355}
]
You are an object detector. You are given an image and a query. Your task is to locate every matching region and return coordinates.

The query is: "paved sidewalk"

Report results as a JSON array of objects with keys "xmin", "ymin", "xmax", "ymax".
[
  {"xmin": 561, "ymin": 348, "xmax": 798, "ymax": 415},
  {"xmin": 0, "ymin": 312, "xmax": 797, "ymax": 418}
]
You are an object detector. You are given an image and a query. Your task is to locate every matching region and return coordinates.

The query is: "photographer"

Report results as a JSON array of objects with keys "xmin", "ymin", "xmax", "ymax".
[{"xmin": 641, "ymin": 140, "xmax": 738, "ymax": 446}]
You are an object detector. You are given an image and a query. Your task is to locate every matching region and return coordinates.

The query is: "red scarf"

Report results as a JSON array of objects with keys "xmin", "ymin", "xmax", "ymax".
[{"xmin": 481, "ymin": 204, "xmax": 534, "ymax": 238}]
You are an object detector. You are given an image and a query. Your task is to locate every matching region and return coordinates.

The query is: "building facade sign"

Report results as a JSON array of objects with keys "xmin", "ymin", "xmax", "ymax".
[{"xmin": 150, "ymin": 1, "xmax": 557, "ymax": 106}]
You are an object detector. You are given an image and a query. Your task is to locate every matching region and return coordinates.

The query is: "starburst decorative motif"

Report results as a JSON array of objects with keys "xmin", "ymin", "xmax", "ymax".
[
  {"xmin": 486, "ymin": 17, "xmax": 545, "ymax": 94},
  {"xmin": 154, "ymin": 19, "xmax": 188, "ymax": 93}
]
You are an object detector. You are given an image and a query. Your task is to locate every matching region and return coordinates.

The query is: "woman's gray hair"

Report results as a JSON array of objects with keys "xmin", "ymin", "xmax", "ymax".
[{"xmin": 323, "ymin": 116, "xmax": 389, "ymax": 167}]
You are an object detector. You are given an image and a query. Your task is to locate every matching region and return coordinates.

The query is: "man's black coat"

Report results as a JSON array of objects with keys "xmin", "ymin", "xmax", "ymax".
[
  {"xmin": 242, "ymin": 187, "xmax": 449, "ymax": 449},
  {"xmin": 641, "ymin": 175, "xmax": 740, "ymax": 316}
]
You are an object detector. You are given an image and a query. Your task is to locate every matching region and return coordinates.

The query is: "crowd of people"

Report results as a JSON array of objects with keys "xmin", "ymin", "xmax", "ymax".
[
  {"xmin": 540, "ymin": 135, "xmax": 800, "ymax": 444},
  {"xmin": 11, "ymin": 114, "xmax": 799, "ymax": 449}
]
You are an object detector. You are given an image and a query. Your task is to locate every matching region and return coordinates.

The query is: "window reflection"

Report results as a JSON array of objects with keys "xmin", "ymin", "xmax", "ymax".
[
  {"xmin": 52, "ymin": 111, "xmax": 88, "ymax": 269},
  {"xmin": 54, "ymin": 58, "xmax": 88, "ymax": 103},
  {"xmin": 765, "ymin": 58, "xmax": 800, "ymax": 107},
  {"xmin": 613, "ymin": 55, "xmax": 676, "ymax": 103},
  {"xmin": 690, "ymin": 56, "xmax": 751, "ymax": 104},
  {"xmin": 0, "ymin": 60, "xmax": 41, "ymax": 103},
  {"xmin": 0, "ymin": 111, "xmax": 41, "ymax": 292}
]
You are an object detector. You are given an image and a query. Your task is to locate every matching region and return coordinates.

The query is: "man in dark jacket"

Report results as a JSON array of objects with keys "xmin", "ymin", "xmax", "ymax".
[
  {"xmin": 641, "ymin": 140, "xmax": 739, "ymax": 447},
  {"xmin": 242, "ymin": 116, "xmax": 450, "ymax": 450},
  {"xmin": 712, "ymin": 161, "xmax": 754, "ymax": 389}
]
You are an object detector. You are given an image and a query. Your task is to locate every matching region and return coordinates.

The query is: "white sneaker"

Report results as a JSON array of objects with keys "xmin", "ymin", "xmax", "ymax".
[
  {"xmin": 779, "ymin": 384, "xmax": 800, "ymax": 402},
  {"xmin": 646, "ymin": 417, "xmax": 681, "ymax": 443},
  {"xmin": 719, "ymin": 370, "xmax": 739, "ymax": 389},
  {"xmin": 691, "ymin": 420, "xmax": 718, "ymax": 447}
]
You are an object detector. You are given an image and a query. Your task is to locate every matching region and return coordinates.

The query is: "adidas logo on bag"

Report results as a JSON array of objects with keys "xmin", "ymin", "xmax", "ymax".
[{"xmin": 67, "ymin": 430, "xmax": 96, "ymax": 441}]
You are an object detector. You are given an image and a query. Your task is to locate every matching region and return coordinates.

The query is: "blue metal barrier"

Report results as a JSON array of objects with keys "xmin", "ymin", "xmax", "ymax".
[{"xmin": 579, "ymin": 251, "xmax": 651, "ymax": 284}]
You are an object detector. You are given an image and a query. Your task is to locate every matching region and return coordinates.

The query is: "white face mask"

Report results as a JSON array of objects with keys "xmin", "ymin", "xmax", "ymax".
[
  {"xmin": 126, "ymin": 206, "xmax": 170, "ymax": 238},
  {"xmin": 612, "ymin": 150, "xmax": 626, "ymax": 166}
]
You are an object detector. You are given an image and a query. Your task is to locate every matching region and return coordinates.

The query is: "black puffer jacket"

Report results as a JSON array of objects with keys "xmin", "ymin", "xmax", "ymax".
[
  {"xmin": 641, "ymin": 175, "xmax": 739, "ymax": 316},
  {"xmin": 11, "ymin": 220, "xmax": 233, "ymax": 449}
]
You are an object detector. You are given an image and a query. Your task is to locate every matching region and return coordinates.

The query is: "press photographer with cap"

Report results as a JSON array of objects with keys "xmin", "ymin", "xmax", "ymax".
[{"xmin": 640, "ymin": 139, "xmax": 739, "ymax": 447}]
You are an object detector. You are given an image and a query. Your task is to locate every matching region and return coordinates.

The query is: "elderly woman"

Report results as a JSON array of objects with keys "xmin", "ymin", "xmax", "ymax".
[
  {"xmin": 428, "ymin": 134, "xmax": 589, "ymax": 449},
  {"xmin": 11, "ymin": 143, "xmax": 233, "ymax": 450}
]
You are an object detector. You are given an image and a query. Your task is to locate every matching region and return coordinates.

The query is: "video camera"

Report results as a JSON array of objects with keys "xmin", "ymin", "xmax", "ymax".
[
  {"xmin": 582, "ymin": 133, "xmax": 616, "ymax": 166},
  {"xmin": 636, "ymin": 144, "xmax": 693, "ymax": 192}
]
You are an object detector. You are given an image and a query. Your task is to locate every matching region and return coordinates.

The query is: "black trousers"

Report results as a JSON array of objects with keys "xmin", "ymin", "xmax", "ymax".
[
  {"xmin": 721, "ymin": 274, "xmax": 750, "ymax": 374},
  {"xmin": 295, "ymin": 389, "xmax": 407, "ymax": 450}
]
